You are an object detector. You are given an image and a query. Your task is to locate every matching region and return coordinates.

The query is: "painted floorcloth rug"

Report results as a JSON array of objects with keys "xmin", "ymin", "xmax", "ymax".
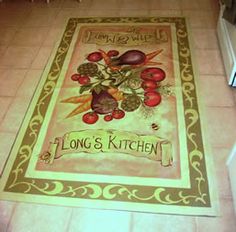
[{"xmin": 0, "ymin": 17, "xmax": 219, "ymax": 216}]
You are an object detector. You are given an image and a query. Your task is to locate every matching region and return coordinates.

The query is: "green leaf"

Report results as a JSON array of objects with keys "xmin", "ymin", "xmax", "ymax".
[{"xmin": 79, "ymin": 84, "xmax": 93, "ymax": 94}]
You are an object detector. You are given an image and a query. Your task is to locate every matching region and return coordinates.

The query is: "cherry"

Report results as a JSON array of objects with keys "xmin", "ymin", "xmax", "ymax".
[
  {"xmin": 141, "ymin": 80, "xmax": 158, "ymax": 91},
  {"xmin": 144, "ymin": 91, "xmax": 162, "ymax": 107},
  {"xmin": 112, "ymin": 109, "xmax": 125, "ymax": 119},
  {"xmin": 87, "ymin": 52, "xmax": 103, "ymax": 62},
  {"xmin": 107, "ymin": 50, "xmax": 119, "ymax": 57},
  {"xmin": 141, "ymin": 68, "xmax": 166, "ymax": 82},
  {"xmin": 104, "ymin": 114, "xmax": 113, "ymax": 122},
  {"xmin": 71, "ymin": 73, "xmax": 81, "ymax": 81},
  {"xmin": 82, "ymin": 112, "xmax": 99, "ymax": 124},
  {"xmin": 78, "ymin": 76, "xmax": 90, "ymax": 85}
]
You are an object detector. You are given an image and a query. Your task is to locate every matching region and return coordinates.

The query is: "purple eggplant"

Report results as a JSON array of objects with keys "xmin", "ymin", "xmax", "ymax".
[{"xmin": 91, "ymin": 90, "xmax": 118, "ymax": 114}]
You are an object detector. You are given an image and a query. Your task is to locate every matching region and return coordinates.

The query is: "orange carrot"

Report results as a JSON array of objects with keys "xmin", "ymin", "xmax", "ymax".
[
  {"xmin": 61, "ymin": 94, "xmax": 92, "ymax": 104},
  {"xmin": 66, "ymin": 100, "xmax": 91, "ymax": 118},
  {"xmin": 145, "ymin": 49, "xmax": 163, "ymax": 61},
  {"xmin": 111, "ymin": 91, "xmax": 124, "ymax": 101},
  {"xmin": 107, "ymin": 88, "xmax": 119, "ymax": 95},
  {"xmin": 99, "ymin": 49, "xmax": 111, "ymax": 65}
]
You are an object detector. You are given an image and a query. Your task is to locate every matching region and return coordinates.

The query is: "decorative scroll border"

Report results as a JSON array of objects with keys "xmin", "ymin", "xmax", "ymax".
[{"xmin": 3, "ymin": 18, "xmax": 211, "ymax": 208}]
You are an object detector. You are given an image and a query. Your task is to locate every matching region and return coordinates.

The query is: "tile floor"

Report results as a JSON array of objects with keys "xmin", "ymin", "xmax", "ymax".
[{"xmin": 0, "ymin": 0, "xmax": 236, "ymax": 231}]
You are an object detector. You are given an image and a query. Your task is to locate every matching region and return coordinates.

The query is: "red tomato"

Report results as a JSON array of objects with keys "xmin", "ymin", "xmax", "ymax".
[
  {"xmin": 71, "ymin": 73, "xmax": 81, "ymax": 81},
  {"xmin": 82, "ymin": 112, "xmax": 99, "ymax": 124},
  {"xmin": 107, "ymin": 50, "xmax": 119, "ymax": 57},
  {"xmin": 141, "ymin": 68, "xmax": 166, "ymax": 82},
  {"xmin": 141, "ymin": 80, "xmax": 158, "ymax": 91},
  {"xmin": 144, "ymin": 91, "xmax": 162, "ymax": 107},
  {"xmin": 87, "ymin": 52, "xmax": 103, "ymax": 62},
  {"xmin": 104, "ymin": 114, "xmax": 113, "ymax": 122},
  {"xmin": 112, "ymin": 109, "xmax": 125, "ymax": 119},
  {"xmin": 78, "ymin": 76, "xmax": 90, "ymax": 85}
]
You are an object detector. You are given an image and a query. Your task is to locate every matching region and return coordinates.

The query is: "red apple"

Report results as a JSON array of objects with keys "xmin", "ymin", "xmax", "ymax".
[
  {"xmin": 141, "ymin": 80, "xmax": 158, "ymax": 91},
  {"xmin": 78, "ymin": 76, "xmax": 90, "ymax": 85},
  {"xmin": 87, "ymin": 52, "xmax": 103, "ymax": 62},
  {"xmin": 141, "ymin": 68, "xmax": 166, "ymax": 82},
  {"xmin": 82, "ymin": 112, "xmax": 99, "ymax": 124},
  {"xmin": 144, "ymin": 91, "xmax": 162, "ymax": 107}
]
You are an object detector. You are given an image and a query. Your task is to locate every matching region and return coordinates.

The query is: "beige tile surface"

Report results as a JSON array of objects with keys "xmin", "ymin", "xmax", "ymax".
[
  {"xmin": 131, "ymin": 213, "xmax": 196, "ymax": 232},
  {"xmin": 212, "ymin": 148, "xmax": 233, "ymax": 198},
  {"xmin": 192, "ymin": 29, "xmax": 219, "ymax": 49},
  {"xmin": 182, "ymin": 10, "xmax": 216, "ymax": 29},
  {"xmin": 10, "ymin": 27, "xmax": 49, "ymax": 46},
  {"xmin": 7, "ymin": 203, "xmax": 72, "ymax": 232},
  {"xmin": 206, "ymin": 106, "xmax": 236, "ymax": 148},
  {"xmin": 0, "ymin": 96, "xmax": 31, "ymax": 133},
  {"xmin": 0, "ymin": 132, "xmax": 16, "ymax": 175},
  {"xmin": 31, "ymin": 46, "xmax": 53, "ymax": 69},
  {"xmin": 198, "ymin": 75, "xmax": 235, "ymax": 107},
  {"xmin": 68, "ymin": 208, "xmax": 131, "ymax": 232},
  {"xmin": 16, "ymin": 69, "xmax": 43, "ymax": 97},
  {"xmin": 0, "ymin": 46, "xmax": 40, "ymax": 69},
  {"xmin": 0, "ymin": 28, "xmax": 17, "ymax": 46},
  {"xmin": 196, "ymin": 50, "xmax": 225, "ymax": 75},
  {"xmin": 0, "ymin": 97, "xmax": 12, "ymax": 121},
  {"xmin": 0, "ymin": 200, "xmax": 16, "ymax": 232},
  {"xmin": 196, "ymin": 198, "xmax": 236, "ymax": 232},
  {"xmin": 0, "ymin": 69, "xmax": 28, "ymax": 97}
]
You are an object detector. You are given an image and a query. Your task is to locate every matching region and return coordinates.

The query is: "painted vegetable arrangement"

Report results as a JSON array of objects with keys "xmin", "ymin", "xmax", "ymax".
[{"xmin": 61, "ymin": 48, "xmax": 169, "ymax": 124}]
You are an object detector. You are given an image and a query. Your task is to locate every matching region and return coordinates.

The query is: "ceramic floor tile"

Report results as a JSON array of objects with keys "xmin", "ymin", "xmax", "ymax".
[
  {"xmin": 0, "ymin": 97, "xmax": 13, "ymax": 121},
  {"xmin": 118, "ymin": 9, "xmax": 149, "ymax": 17},
  {"xmin": 0, "ymin": 45, "xmax": 7, "ymax": 57},
  {"xmin": 196, "ymin": 50, "xmax": 225, "ymax": 75},
  {"xmin": 211, "ymin": 148, "xmax": 233, "ymax": 198},
  {"xmin": 192, "ymin": 29, "xmax": 219, "ymax": 49},
  {"xmin": 182, "ymin": 10, "xmax": 216, "ymax": 29},
  {"xmin": 87, "ymin": 9, "xmax": 121, "ymax": 17},
  {"xmin": 119, "ymin": 0, "xmax": 150, "ymax": 10},
  {"xmin": 0, "ymin": 132, "xmax": 16, "ymax": 175},
  {"xmin": 0, "ymin": 28, "xmax": 17, "ymax": 46},
  {"xmin": 150, "ymin": 0, "xmax": 181, "ymax": 10},
  {"xmin": 0, "ymin": 96, "xmax": 31, "ymax": 133},
  {"xmin": 149, "ymin": 10, "xmax": 182, "ymax": 17},
  {"xmin": 68, "ymin": 208, "xmax": 131, "ymax": 232},
  {"xmin": 205, "ymin": 106, "xmax": 236, "ymax": 148},
  {"xmin": 8, "ymin": 203, "xmax": 72, "ymax": 232},
  {"xmin": 31, "ymin": 46, "xmax": 53, "ymax": 69},
  {"xmin": 196, "ymin": 198, "xmax": 236, "ymax": 232},
  {"xmin": 21, "ymin": 8, "xmax": 60, "ymax": 27},
  {"xmin": 0, "ymin": 46, "xmax": 40, "ymax": 69},
  {"xmin": 131, "ymin": 213, "xmax": 196, "ymax": 232},
  {"xmin": 0, "ymin": 69, "xmax": 28, "ymax": 97},
  {"xmin": 16, "ymin": 69, "xmax": 43, "ymax": 97},
  {"xmin": 42, "ymin": 28, "xmax": 64, "ymax": 46},
  {"xmin": 0, "ymin": 9, "xmax": 30, "ymax": 27},
  {"xmin": 198, "ymin": 75, "xmax": 235, "ymax": 107},
  {"xmin": 180, "ymin": 0, "xmax": 212, "ymax": 10},
  {"xmin": 10, "ymin": 27, "xmax": 50, "ymax": 47},
  {"xmin": 52, "ymin": 9, "xmax": 89, "ymax": 28},
  {"xmin": 88, "ymin": 0, "xmax": 121, "ymax": 10},
  {"xmin": 0, "ymin": 200, "xmax": 16, "ymax": 232}
]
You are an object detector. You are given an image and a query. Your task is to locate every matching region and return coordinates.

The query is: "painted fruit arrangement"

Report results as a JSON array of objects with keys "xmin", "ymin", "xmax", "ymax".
[{"xmin": 62, "ymin": 49, "xmax": 171, "ymax": 124}]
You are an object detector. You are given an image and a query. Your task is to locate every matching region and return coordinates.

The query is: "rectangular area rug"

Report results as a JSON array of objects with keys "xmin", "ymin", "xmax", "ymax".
[{"xmin": 0, "ymin": 17, "xmax": 219, "ymax": 216}]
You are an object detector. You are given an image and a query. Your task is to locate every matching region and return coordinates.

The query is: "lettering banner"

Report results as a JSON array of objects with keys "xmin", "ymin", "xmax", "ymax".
[{"xmin": 40, "ymin": 130, "xmax": 172, "ymax": 166}]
